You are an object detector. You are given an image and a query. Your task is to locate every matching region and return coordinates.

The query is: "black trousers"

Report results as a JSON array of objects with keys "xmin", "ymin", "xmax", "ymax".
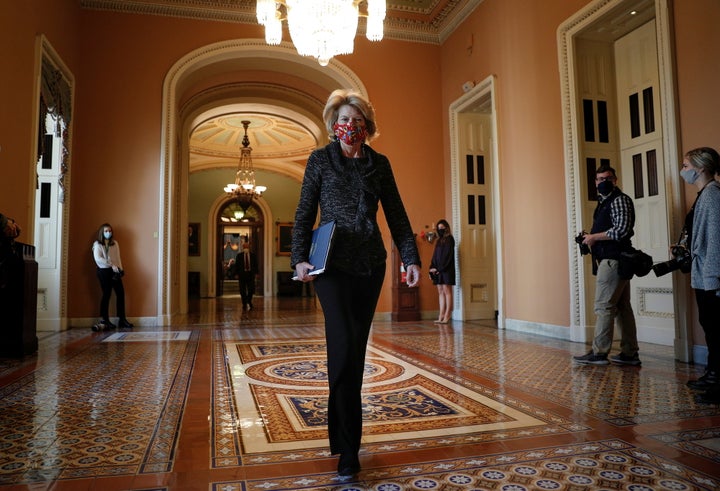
[
  {"xmin": 313, "ymin": 264, "xmax": 385, "ymax": 456},
  {"xmin": 238, "ymin": 271, "xmax": 256, "ymax": 307},
  {"xmin": 97, "ymin": 267, "xmax": 126, "ymax": 321},
  {"xmin": 695, "ymin": 289, "xmax": 720, "ymax": 372}
]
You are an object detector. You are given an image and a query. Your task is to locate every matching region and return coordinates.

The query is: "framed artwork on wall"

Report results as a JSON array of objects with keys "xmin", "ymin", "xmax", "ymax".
[
  {"xmin": 276, "ymin": 222, "xmax": 293, "ymax": 256},
  {"xmin": 188, "ymin": 223, "xmax": 200, "ymax": 256}
]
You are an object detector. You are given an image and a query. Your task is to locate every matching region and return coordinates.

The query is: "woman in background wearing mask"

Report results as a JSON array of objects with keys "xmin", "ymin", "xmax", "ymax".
[
  {"xmin": 291, "ymin": 89, "xmax": 420, "ymax": 478},
  {"xmin": 680, "ymin": 147, "xmax": 720, "ymax": 404},
  {"xmin": 429, "ymin": 219, "xmax": 455, "ymax": 323},
  {"xmin": 92, "ymin": 223, "xmax": 133, "ymax": 330}
]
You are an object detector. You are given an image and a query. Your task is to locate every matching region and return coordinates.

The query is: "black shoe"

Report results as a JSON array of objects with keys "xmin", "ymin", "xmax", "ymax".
[
  {"xmin": 610, "ymin": 353, "xmax": 641, "ymax": 366},
  {"xmin": 687, "ymin": 370, "xmax": 718, "ymax": 390},
  {"xmin": 695, "ymin": 388, "xmax": 720, "ymax": 404},
  {"xmin": 337, "ymin": 453, "xmax": 360, "ymax": 478},
  {"xmin": 98, "ymin": 319, "xmax": 116, "ymax": 330},
  {"xmin": 573, "ymin": 351, "xmax": 609, "ymax": 365},
  {"xmin": 119, "ymin": 319, "xmax": 134, "ymax": 329}
]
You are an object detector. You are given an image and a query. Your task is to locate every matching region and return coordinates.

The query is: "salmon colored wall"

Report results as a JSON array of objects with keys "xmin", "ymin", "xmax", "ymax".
[
  {"xmin": 439, "ymin": 0, "xmax": 589, "ymax": 328},
  {"xmin": 4, "ymin": 1, "xmax": 719, "ymax": 331},
  {"xmin": 673, "ymin": 0, "xmax": 720, "ymax": 348},
  {"xmin": 0, "ymin": 0, "xmax": 80, "ymax": 229},
  {"xmin": 65, "ymin": 10, "xmax": 443, "ymax": 318},
  {"xmin": 346, "ymin": 38, "xmax": 444, "ymax": 313}
]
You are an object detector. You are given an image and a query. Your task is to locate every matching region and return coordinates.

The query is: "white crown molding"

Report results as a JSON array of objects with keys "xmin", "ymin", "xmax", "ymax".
[{"xmin": 79, "ymin": 0, "xmax": 483, "ymax": 45}]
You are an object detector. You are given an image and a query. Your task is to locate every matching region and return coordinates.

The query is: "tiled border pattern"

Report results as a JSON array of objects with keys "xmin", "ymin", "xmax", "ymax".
[
  {"xmin": 0, "ymin": 330, "xmax": 199, "ymax": 484},
  {"xmin": 375, "ymin": 329, "xmax": 720, "ymax": 425},
  {"xmin": 650, "ymin": 427, "xmax": 720, "ymax": 464},
  {"xmin": 212, "ymin": 439, "xmax": 719, "ymax": 490}
]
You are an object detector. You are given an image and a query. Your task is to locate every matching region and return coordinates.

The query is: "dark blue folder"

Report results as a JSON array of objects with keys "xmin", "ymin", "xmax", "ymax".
[{"xmin": 293, "ymin": 221, "xmax": 336, "ymax": 279}]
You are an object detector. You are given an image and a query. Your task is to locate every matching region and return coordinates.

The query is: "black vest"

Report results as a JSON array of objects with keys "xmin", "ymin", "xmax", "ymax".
[{"xmin": 590, "ymin": 188, "xmax": 634, "ymax": 261}]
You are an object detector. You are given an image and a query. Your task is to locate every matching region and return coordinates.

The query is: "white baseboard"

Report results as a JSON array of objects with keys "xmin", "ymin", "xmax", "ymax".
[{"xmin": 504, "ymin": 318, "xmax": 573, "ymax": 341}]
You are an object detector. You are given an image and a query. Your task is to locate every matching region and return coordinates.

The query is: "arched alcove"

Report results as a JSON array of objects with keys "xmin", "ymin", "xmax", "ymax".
[{"xmin": 159, "ymin": 39, "xmax": 367, "ymax": 320}]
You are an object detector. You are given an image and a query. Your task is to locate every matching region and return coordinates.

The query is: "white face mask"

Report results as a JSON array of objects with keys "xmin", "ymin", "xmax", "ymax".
[
  {"xmin": 104, "ymin": 231, "xmax": 112, "ymax": 240},
  {"xmin": 680, "ymin": 168, "xmax": 699, "ymax": 185}
]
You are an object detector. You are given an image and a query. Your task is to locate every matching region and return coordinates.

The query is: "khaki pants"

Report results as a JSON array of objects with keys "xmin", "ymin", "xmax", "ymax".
[{"xmin": 591, "ymin": 259, "xmax": 638, "ymax": 356}]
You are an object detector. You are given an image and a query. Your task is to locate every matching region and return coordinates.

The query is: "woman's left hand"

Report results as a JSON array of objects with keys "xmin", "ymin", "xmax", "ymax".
[{"xmin": 405, "ymin": 264, "xmax": 420, "ymax": 287}]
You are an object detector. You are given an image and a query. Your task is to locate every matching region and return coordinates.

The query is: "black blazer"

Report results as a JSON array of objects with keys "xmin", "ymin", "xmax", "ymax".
[{"xmin": 235, "ymin": 251, "xmax": 258, "ymax": 275}]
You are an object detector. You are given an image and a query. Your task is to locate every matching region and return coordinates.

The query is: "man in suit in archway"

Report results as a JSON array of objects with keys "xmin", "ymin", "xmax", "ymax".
[{"xmin": 236, "ymin": 239, "xmax": 258, "ymax": 311}]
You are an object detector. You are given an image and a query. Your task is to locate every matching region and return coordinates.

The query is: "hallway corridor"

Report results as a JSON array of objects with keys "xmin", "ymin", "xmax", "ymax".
[{"xmin": 1, "ymin": 296, "xmax": 719, "ymax": 490}]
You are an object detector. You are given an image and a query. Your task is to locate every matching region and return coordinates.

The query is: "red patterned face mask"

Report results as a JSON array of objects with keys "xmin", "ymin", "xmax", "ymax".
[{"xmin": 333, "ymin": 122, "xmax": 367, "ymax": 145}]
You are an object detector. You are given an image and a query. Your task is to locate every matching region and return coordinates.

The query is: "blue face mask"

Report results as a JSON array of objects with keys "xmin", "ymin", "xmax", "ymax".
[
  {"xmin": 597, "ymin": 180, "xmax": 614, "ymax": 196},
  {"xmin": 680, "ymin": 168, "xmax": 699, "ymax": 185},
  {"xmin": 104, "ymin": 231, "xmax": 112, "ymax": 240}
]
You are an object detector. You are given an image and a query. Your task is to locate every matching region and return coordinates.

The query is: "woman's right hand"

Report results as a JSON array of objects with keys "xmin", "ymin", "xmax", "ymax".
[{"xmin": 294, "ymin": 261, "xmax": 316, "ymax": 282}]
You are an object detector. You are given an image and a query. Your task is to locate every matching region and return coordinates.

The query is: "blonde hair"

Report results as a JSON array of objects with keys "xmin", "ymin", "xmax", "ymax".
[
  {"xmin": 685, "ymin": 147, "xmax": 720, "ymax": 176},
  {"xmin": 322, "ymin": 89, "xmax": 378, "ymax": 142}
]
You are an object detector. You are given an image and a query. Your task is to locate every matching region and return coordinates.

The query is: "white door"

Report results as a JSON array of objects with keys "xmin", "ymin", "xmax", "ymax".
[
  {"xmin": 457, "ymin": 112, "xmax": 496, "ymax": 320},
  {"xmin": 615, "ymin": 20, "xmax": 674, "ymax": 345},
  {"xmin": 34, "ymin": 114, "xmax": 64, "ymax": 331}
]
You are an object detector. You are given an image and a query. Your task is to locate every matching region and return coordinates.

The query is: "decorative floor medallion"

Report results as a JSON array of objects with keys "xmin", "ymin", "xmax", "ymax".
[{"xmin": 214, "ymin": 334, "xmax": 585, "ymax": 465}]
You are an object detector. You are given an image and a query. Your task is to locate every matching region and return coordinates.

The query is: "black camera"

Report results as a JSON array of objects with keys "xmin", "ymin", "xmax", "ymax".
[
  {"xmin": 652, "ymin": 245, "xmax": 691, "ymax": 277},
  {"xmin": 575, "ymin": 232, "xmax": 590, "ymax": 256}
]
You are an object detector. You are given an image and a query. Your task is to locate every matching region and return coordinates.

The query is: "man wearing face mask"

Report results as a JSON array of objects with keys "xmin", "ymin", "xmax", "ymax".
[{"xmin": 573, "ymin": 165, "xmax": 639, "ymax": 366}]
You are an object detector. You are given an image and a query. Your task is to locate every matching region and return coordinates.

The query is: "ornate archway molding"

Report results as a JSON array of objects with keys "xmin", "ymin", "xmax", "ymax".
[{"xmin": 158, "ymin": 39, "xmax": 366, "ymax": 321}]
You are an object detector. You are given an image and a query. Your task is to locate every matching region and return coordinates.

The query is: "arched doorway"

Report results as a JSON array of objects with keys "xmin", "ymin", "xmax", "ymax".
[
  {"xmin": 159, "ymin": 39, "xmax": 368, "ymax": 321},
  {"xmin": 558, "ymin": 0, "xmax": 686, "ymax": 358},
  {"xmin": 216, "ymin": 201, "xmax": 263, "ymax": 297}
]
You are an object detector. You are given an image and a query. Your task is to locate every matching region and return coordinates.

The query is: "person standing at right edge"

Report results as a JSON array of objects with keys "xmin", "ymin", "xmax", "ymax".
[
  {"xmin": 573, "ymin": 165, "xmax": 640, "ymax": 366},
  {"xmin": 680, "ymin": 147, "xmax": 720, "ymax": 404},
  {"xmin": 429, "ymin": 219, "xmax": 455, "ymax": 324},
  {"xmin": 291, "ymin": 89, "xmax": 420, "ymax": 478}
]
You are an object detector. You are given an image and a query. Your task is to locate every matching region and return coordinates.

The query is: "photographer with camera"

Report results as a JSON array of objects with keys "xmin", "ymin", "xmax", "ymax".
[
  {"xmin": 573, "ymin": 165, "xmax": 640, "ymax": 366},
  {"xmin": 92, "ymin": 223, "xmax": 133, "ymax": 330},
  {"xmin": 678, "ymin": 147, "xmax": 720, "ymax": 404}
]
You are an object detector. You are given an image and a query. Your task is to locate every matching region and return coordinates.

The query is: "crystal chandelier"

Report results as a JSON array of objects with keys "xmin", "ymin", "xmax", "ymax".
[
  {"xmin": 256, "ymin": 0, "xmax": 386, "ymax": 66},
  {"xmin": 223, "ymin": 121, "xmax": 266, "ymax": 214}
]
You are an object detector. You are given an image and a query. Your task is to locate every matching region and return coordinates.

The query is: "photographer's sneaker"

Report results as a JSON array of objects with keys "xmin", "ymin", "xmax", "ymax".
[
  {"xmin": 573, "ymin": 351, "xmax": 609, "ymax": 365},
  {"xmin": 610, "ymin": 353, "xmax": 641, "ymax": 366}
]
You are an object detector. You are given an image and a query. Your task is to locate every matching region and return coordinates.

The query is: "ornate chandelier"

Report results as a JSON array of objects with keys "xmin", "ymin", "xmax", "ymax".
[
  {"xmin": 256, "ymin": 0, "xmax": 386, "ymax": 66},
  {"xmin": 223, "ymin": 120, "xmax": 266, "ymax": 214}
]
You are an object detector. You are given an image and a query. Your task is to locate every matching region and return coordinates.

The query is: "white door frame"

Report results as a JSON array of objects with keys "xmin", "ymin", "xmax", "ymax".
[
  {"xmin": 31, "ymin": 35, "xmax": 74, "ymax": 332},
  {"xmin": 448, "ymin": 76, "xmax": 504, "ymax": 326},
  {"xmin": 558, "ymin": 0, "xmax": 688, "ymax": 360}
]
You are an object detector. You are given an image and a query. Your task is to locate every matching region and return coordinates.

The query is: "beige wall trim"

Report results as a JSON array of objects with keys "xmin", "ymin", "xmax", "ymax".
[
  {"xmin": 557, "ymin": 0, "xmax": 684, "ymax": 358},
  {"xmin": 504, "ymin": 319, "xmax": 572, "ymax": 342},
  {"xmin": 448, "ymin": 75, "xmax": 503, "ymax": 325}
]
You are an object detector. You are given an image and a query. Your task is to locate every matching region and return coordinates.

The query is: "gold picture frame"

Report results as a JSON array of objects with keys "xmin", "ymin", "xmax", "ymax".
[
  {"xmin": 188, "ymin": 223, "xmax": 200, "ymax": 256},
  {"xmin": 276, "ymin": 222, "xmax": 293, "ymax": 256}
]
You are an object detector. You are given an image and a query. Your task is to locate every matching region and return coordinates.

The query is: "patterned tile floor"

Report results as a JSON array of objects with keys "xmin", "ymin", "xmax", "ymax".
[{"xmin": 0, "ymin": 295, "xmax": 719, "ymax": 490}]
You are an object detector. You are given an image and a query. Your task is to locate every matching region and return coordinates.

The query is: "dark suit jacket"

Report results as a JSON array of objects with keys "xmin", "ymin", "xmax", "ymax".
[{"xmin": 235, "ymin": 251, "xmax": 258, "ymax": 276}]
